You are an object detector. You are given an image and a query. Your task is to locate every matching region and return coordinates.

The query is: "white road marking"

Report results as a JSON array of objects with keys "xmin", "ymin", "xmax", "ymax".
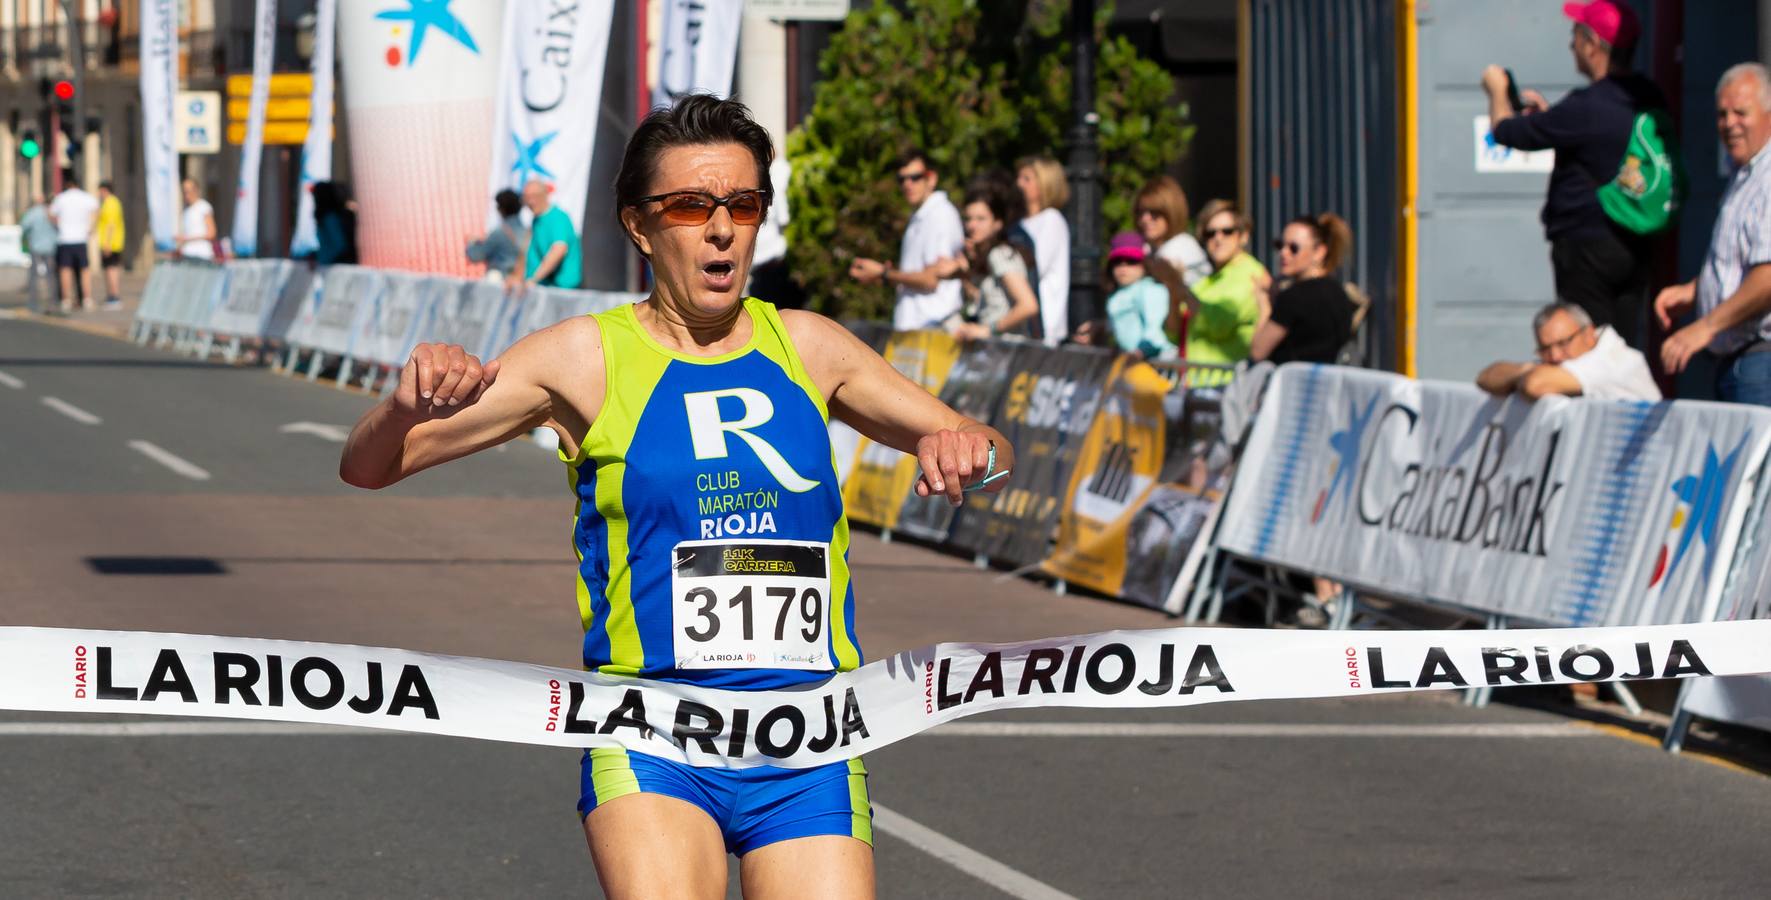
[
  {"xmin": 41, "ymin": 396, "xmax": 102, "ymax": 425},
  {"xmin": 127, "ymin": 440, "xmax": 213, "ymax": 481},
  {"xmin": 0, "ymin": 369, "xmax": 23, "ymax": 389},
  {"xmin": 928, "ymin": 722, "xmax": 1596, "ymax": 738},
  {"xmin": 872, "ymin": 803, "xmax": 1080, "ymax": 900},
  {"xmin": 278, "ymin": 421, "xmax": 351, "ymax": 442}
]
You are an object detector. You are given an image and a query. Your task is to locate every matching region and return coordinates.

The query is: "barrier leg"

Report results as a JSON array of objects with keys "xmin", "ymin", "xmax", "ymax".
[
  {"xmin": 306, "ymin": 351, "xmax": 325, "ymax": 382},
  {"xmin": 1464, "ymin": 614, "xmax": 1504, "ymax": 707},
  {"xmin": 1182, "ymin": 548, "xmax": 1219, "ymax": 623},
  {"xmin": 336, "ymin": 357, "xmax": 354, "ymax": 389},
  {"xmin": 879, "ymin": 528, "xmax": 892, "ymax": 544},
  {"xmin": 973, "ymin": 554, "xmax": 988, "ymax": 570},
  {"xmin": 196, "ymin": 332, "xmax": 215, "ymax": 360},
  {"xmin": 380, "ymin": 368, "xmax": 400, "ymax": 397},
  {"xmin": 1329, "ymin": 587, "xmax": 1356, "ymax": 630},
  {"xmin": 1662, "ymin": 680, "xmax": 1695, "ymax": 754},
  {"xmin": 1203, "ymin": 554, "xmax": 1233, "ymax": 624},
  {"xmin": 1608, "ymin": 681, "xmax": 1645, "ymax": 717},
  {"xmin": 225, "ymin": 337, "xmax": 241, "ymax": 364},
  {"xmin": 1053, "ymin": 579, "xmax": 1068, "ymax": 597}
]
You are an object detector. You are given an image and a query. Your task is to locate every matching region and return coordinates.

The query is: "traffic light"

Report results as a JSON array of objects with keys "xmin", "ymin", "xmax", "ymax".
[
  {"xmin": 18, "ymin": 128, "xmax": 42, "ymax": 160},
  {"xmin": 52, "ymin": 80, "xmax": 74, "ymax": 102}
]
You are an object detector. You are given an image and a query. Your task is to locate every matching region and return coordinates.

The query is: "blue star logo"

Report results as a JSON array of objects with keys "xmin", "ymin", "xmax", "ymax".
[
  {"xmin": 510, "ymin": 132, "xmax": 559, "ymax": 185},
  {"xmin": 376, "ymin": 0, "xmax": 478, "ymax": 66},
  {"xmin": 1312, "ymin": 394, "xmax": 1382, "ymax": 524},
  {"xmin": 1649, "ymin": 432, "xmax": 1751, "ymax": 587}
]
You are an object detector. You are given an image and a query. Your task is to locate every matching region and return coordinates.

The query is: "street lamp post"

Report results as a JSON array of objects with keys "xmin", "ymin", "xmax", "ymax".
[{"xmin": 1065, "ymin": 0, "xmax": 1101, "ymax": 336}]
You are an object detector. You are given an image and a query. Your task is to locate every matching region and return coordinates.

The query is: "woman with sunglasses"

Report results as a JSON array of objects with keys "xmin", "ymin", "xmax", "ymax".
[
  {"xmin": 932, "ymin": 183, "xmax": 1042, "ymax": 341},
  {"xmin": 1248, "ymin": 212, "xmax": 1359, "ymax": 365},
  {"xmin": 338, "ymin": 95, "xmax": 1013, "ymax": 899},
  {"xmin": 1150, "ymin": 199, "xmax": 1269, "ymax": 365}
]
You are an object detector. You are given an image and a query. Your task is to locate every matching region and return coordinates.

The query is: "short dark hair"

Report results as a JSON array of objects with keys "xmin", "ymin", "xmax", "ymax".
[
  {"xmin": 61, "ymin": 170, "xmax": 79, "ymax": 187},
  {"xmin": 99, "ymin": 180, "xmax": 115, "ymax": 193},
  {"xmin": 615, "ymin": 93, "xmax": 773, "ymax": 223},
  {"xmin": 494, "ymin": 189, "xmax": 522, "ymax": 218},
  {"xmin": 896, "ymin": 148, "xmax": 934, "ymax": 173}
]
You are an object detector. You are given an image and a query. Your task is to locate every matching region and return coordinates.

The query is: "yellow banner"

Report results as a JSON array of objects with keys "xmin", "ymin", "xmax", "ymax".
[
  {"xmin": 226, "ymin": 97, "xmax": 317, "ymax": 122},
  {"xmin": 226, "ymin": 73, "xmax": 314, "ymax": 98},
  {"xmin": 843, "ymin": 330, "xmax": 962, "ymax": 528},
  {"xmin": 227, "ymin": 121, "xmax": 316, "ymax": 145},
  {"xmin": 1043, "ymin": 358, "xmax": 1181, "ymax": 596}
]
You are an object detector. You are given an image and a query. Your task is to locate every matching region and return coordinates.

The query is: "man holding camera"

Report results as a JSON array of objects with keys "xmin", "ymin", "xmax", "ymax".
[{"xmin": 1481, "ymin": 0, "xmax": 1666, "ymax": 350}]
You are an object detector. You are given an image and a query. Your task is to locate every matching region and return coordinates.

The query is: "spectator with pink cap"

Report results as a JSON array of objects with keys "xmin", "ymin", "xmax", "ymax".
[
  {"xmin": 1481, "ymin": 0, "xmax": 1668, "ymax": 350},
  {"xmin": 1097, "ymin": 231, "xmax": 1179, "ymax": 361}
]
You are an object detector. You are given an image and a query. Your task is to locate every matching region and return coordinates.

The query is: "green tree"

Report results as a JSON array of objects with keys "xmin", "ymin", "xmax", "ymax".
[{"xmin": 784, "ymin": 0, "xmax": 1193, "ymax": 321}]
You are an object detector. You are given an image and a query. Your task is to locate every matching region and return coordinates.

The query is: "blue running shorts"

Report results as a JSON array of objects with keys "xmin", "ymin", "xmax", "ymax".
[{"xmin": 578, "ymin": 748, "xmax": 873, "ymax": 855}]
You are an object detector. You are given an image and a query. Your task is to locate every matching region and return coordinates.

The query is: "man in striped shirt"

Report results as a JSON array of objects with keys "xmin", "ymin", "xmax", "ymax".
[{"xmin": 1659, "ymin": 63, "xmax": 1771, "ymax": 404}]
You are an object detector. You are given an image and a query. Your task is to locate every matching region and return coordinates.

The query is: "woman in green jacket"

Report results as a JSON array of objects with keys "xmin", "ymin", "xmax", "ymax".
[{"xmin": 1152, "ymin": 199, "xmax": 1269, "ymax": 365}]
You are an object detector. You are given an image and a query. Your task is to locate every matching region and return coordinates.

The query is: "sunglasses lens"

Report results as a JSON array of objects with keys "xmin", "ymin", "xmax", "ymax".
[
  {"xmin": 729, "ymin": 192, "xmax": 764, "ymax": 224},
  {"xmin": 660, "ymin": 195, "xmax": 714, "ymax": 225}
]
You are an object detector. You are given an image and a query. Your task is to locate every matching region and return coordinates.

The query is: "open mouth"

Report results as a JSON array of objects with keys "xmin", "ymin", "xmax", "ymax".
[{"xmin": 702, "ymin": 261, "xmax": 736, "ymax": 288}]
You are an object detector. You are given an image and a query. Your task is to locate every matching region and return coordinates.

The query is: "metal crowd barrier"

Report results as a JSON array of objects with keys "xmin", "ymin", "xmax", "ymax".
[{"xmin": 129, "ymin": 260, "xmax": 642, "ymax": 391}]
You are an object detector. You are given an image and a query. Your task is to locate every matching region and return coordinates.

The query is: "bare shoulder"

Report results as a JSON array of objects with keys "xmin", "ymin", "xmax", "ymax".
[
  {"xmin": 499, "ymin": 312, "xmax": 608, "ymax": 422},
  {"xmin": 780, "ymin": 308, "xmax": 874, "ymax": 395}
]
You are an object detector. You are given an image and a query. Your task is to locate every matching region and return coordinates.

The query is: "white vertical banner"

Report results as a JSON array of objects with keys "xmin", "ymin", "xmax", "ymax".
[
  {"xmin": 653, "ymin": 0, "xmax": 744, "ymax": 108},
  {"xmin": 138, "ymin": 0, "xmax": 179, "ymax": 252},
  {"xmin": 231, "ymin": 0, "xmax": 279, "ymax": 258},
  {"xmin": 289, "ymin": 0, "xmax": 338, "ymax": 258},
  {"xmin": 486, "ymin": 0, "xmax": 616, "ymax": 233}
]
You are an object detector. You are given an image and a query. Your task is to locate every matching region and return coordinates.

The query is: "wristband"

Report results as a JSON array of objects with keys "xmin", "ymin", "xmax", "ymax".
[{"xmin": 964, "ymin": 440, "xmax": 1010, "ymax": 492}]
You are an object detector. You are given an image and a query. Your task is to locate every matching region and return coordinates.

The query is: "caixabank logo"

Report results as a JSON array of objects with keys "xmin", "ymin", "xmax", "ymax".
[
  {"xmin": 1646, "ymin": 433, "xmax": 1752, "ymax": 588},
  {"xmin": 1310, "ymin": 394, "xmax": 1381, "ymax": 524},
  {"xmin": 375, "ymin": 0, "xmax": 480, "ymax": 68}
]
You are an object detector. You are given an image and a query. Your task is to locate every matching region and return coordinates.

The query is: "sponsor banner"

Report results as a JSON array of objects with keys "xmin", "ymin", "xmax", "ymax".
[
  {"xmin": 5, "ymin": 621, "xmax": 1766, "ymax": 768},
  {"xmin": 138, "ymin": 0, "xmax": 179, "ymax": 252},
  {"xmin": 290, "ymin": 0, "xmax": 339, "ymax": 258},
  {"xmin": 894, "ymin": 338, "xmax": 1024, "ymax": 542},
  {"xmin": 1219, "ymin": 365, "xmax": 1771, "ymax": 626},
  {"xmin": 946, "ymin": 344, "xmax": 1116, "ymax": 566},
  {"xmin": 354, "ymin": 272, "xmax": 439, "ymax": 367},
  {"xmin": 1044, "ymin": 358, "xmax": 1218, "ymax": 610},
  {"xmin": 339, "ymin": 0, "xmax": 505, "ymax": 274},
  {"xmin": 231, "ymin": 0, "xmax": 279, "ymax": 258},
  {"xmin": 487, "ymin": 0, "xmax": 615, "ymax": 234},
  {"xmin": 415, "ymin": 279, "xmax": 511, "ymax": 361},
  {"xmin": 286, "ymin": 265, "xmax": 384, "ymax": 357},
  {"xmin": 843, "ymin": 330, "xmax": 962, "ymax": 529},
  {"xmin": 653, "ymin": 0, "xmax": 744, "ymax": 108}
]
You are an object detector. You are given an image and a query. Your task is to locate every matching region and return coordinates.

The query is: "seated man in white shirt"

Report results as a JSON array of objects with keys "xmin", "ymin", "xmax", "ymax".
[{"xmin": 1477, "ymin": 302, "xmax": 1661, "ymax": 401}]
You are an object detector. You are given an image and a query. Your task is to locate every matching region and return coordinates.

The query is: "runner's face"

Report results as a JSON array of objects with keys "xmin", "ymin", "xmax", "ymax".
[{"xmin": 626, "ymin": 142, "xmax": 762, "ymax": 316}]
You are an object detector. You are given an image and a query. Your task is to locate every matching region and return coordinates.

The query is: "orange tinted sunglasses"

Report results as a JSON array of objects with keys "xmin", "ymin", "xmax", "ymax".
[{"xmin": 635, "ymin": 189, "xmax": 771, "ymax": 226}]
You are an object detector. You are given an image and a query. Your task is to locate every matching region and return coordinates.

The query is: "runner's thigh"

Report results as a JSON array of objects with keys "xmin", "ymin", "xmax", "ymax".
[
  {"xmin": 740, "ymin": 835, "xmax": 875, "ymax": 900},
  {"xmin": 584, "ymin": 793, "xmax": 728, "ymax": 900}
]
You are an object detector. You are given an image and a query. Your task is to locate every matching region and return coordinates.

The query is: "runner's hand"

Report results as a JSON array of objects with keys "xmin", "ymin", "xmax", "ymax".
[
  {"xmin": 914, "ymin": 429, "xmax": 1001, "ymax": 506},
  {"xmin": 396, "ymin": 343, "xmax": 500, "ymax": 419}
]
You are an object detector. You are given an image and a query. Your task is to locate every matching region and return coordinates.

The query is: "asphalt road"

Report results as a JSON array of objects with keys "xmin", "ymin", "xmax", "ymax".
[{"xmin": 3, "ymin": 316, "xmax": 1770, "ymax": 899}]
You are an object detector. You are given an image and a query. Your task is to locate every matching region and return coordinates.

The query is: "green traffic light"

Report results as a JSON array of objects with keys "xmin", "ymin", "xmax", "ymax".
[{"xmin": 19, "ymin": 138, "xmax": 41, "ymax": 160}]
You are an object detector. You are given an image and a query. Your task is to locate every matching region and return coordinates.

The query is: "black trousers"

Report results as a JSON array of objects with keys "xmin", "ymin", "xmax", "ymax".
[{"xmin": 1550, "ymin": 229, "xmax": 1651, "ymax": 349}]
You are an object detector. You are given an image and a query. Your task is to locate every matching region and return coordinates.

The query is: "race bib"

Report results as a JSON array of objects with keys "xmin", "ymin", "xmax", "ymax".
[{"xmin": 671, "ymin": 539, "xmax": 833, "ymax": 671}]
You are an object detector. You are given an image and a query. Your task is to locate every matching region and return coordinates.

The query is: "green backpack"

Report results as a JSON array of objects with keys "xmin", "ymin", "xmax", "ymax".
[{"xmin": 1597, "ymin": 109, "xmax": 1685, "ymax": 235}]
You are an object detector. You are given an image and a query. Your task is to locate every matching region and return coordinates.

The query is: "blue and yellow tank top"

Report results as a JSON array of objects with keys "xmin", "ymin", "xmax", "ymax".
[{"xmin": 565, "ymin": 298, "xmax": 861, "ymax": 691}]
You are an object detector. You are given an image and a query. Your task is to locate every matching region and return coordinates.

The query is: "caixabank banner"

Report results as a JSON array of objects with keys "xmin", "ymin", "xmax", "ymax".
[{"xmin": 1218, "ymin": 364, "xmax": 1771, "ymax": 627}]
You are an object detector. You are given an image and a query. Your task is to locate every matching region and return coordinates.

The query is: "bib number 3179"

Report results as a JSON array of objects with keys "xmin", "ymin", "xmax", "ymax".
[{"xmin": 671, "ymin": 539, "xmax": 833, "ymax": 671}]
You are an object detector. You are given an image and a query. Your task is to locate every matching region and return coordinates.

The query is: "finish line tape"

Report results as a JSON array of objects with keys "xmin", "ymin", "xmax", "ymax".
[{"xmin": 5, "ymin": 621, "xmax": 1767, "ymax": 768}]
